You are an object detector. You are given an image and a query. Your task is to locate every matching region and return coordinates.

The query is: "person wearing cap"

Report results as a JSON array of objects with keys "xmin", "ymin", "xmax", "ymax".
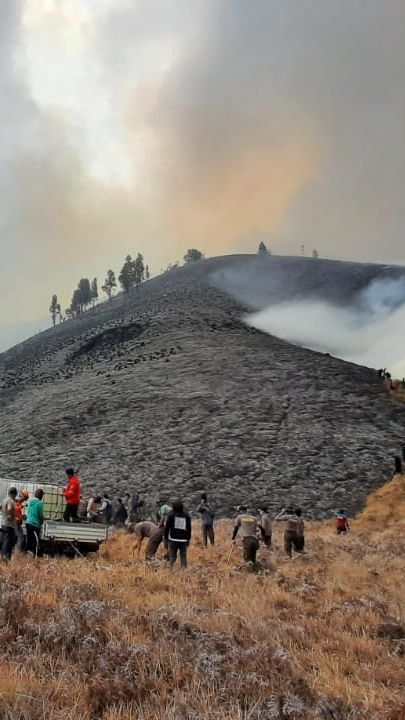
[
  {"xmin": 232, "ymin": 505, "xmax": 260, "ymax": 567},
  {"xmin": 63, "ymin": 468, "xmax": 81, "ymax": 522},
  {"xmin": 258, "ymin": 507, "xmax": 272, "ymax": 549},
  {"xmin": 1, "ymin": 487, "xmax": 18, "ymax": 560}
]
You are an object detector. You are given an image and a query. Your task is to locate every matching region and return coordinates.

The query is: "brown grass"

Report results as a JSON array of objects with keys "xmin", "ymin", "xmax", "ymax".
[{"xmin": 0, "ymin": 483, "xmax": 404, "ymax": 720}]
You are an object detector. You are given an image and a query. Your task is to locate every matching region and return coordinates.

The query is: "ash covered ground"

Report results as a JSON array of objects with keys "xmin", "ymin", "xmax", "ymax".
[{"xmin": 1, "ymin": 254, "xmax": 405, "ymax": 517}]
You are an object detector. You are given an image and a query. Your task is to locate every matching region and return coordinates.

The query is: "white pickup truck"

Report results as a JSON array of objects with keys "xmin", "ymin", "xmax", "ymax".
[{"xmin": 0, "ymin": 478, "xmax": 108, "ymax": 556}]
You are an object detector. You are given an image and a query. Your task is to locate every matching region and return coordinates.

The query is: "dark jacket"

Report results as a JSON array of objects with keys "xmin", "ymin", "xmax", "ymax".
[
  {"xmin": 197, "ymin": 503, "xmax": 215, "ymax": 527},
  {"xmin": 164, "ymin": 510, "xmax": 192, "ymax": 544}
]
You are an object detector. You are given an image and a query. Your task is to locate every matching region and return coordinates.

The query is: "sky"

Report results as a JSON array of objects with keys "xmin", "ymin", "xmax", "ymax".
[{"xmin": 0, "ymin": 0, "xmax": 404, "ymax": 329}]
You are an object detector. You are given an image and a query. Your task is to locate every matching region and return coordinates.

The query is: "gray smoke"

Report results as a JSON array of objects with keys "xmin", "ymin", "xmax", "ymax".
[
  {"xmin": 1, "ymin": 1, "xmax": 405, "ymax": 330},
  {"xmin": 247, "ymin": 277, "xmax": 405, "ymax": 377}
]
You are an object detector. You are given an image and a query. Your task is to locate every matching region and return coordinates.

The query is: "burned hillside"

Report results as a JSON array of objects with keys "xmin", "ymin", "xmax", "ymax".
[{"xmin": 1, "ymin": 255, "xmax": 405, "ymax": 516}]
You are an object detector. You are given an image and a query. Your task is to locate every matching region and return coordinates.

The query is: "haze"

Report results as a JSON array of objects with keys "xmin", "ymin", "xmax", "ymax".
[{"xmin": 0, "ymin": 0, "xmax": 404, "ymax": 330}]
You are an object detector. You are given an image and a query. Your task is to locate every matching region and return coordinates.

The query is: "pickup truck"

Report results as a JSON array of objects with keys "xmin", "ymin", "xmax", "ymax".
[{"xmin": 0, "ymin": 478, "xmax": 107, "ymax": 556}]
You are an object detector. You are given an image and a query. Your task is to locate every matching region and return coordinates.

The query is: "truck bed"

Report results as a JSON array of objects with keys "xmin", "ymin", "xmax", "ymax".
[{"xmin": 42, "ymin": 520, "xmax": 108, "ymax": 544}]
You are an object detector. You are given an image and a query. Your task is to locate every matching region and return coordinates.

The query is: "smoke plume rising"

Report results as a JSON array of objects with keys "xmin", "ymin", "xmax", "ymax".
[
  {"xmin": 247, "ymin": 277, "xmax": 405, "ymax": 377},
  {"xmin": 0, "ymin": 1, "xmax": 404, "ymax": 328}
]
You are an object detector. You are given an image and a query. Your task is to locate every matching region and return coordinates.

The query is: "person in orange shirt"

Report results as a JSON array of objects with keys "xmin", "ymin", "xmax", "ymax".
[
  {"xmin": 16, "ymin": 490, "xmax": 29, "ymax": 551},
  {"xmin": 63, "ymin": 469, "xmax": 81, "ymax": 522}
]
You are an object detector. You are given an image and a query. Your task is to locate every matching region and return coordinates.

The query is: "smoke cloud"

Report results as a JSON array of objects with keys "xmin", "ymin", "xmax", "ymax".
[
  {"xmin": 247, "ymin": 277, "xmax": 405, "ymax": 377},
  {"xmin": 0, "ymin": 1, "xmax": 404, "ymax": 327}
]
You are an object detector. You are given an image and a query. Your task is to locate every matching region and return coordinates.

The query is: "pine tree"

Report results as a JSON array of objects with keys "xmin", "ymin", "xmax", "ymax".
[
  {"xmin": 312, "ymin": 249, "xmax": 319, "ymax": 259},
  {"xmin": 145, "ymin": 265, "xmax": 150, "ymax": 280},
  {"xmin": 184, "ymin": 248, "xmax": 203, "ymax": 263},
  {"xmin": 69, "ymin": 288, "xmax": 82, "ymax": 316},
  {"xmin": 78, "ymin": 278, "xmax": 92, "ymax": 311},
  {"xmin": 50, "ymin": 294, "xmax": 58, "ymax": 327},
  {"xmin": 119, "ymin": 255, "xmax": 136, "ymax": 293},
  {"xmin": 102, "ymin": 270, "xmax": 117, "ymax": 301},
  {"xmin": 134, "ymin": 253, "xmax": 145, "ymax": 288},
  {"xmin": 56, "ymin": 303, "xmax": 62, "ymax": 323},
  {"xmin": 91, "ymin": 278, "xmax": 98, "ymax": 305}
]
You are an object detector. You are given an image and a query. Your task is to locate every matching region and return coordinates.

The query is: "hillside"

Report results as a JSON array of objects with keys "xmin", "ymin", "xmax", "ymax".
[
  {"xmin": 1, "ymin": 254, "xmax": 405, "ymax": 515},
  {"xmin": 0, "ymin": 478, "xmax": 404, "ymax": 720}
]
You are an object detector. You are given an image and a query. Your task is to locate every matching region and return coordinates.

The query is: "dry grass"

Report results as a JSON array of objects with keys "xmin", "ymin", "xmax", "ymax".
[{"xmin": 0, "ymin": 482, "xmax": 404, "ymax": 720}]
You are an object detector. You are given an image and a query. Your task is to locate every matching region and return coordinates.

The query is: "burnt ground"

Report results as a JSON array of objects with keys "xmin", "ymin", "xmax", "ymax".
[{"xmin": 1, "ymin": 254, "xmax": 405, "ymax": 517}]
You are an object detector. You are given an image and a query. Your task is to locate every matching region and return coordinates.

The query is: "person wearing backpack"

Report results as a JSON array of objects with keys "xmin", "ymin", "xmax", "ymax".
[{"xmin": 164, "ymin": 500, "xmax": 192, "ymax": 568}]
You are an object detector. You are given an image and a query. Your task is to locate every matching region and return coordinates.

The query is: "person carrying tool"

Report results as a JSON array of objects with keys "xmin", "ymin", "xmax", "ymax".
[
  {"xmin": 231, "ymin": 505, "xmax": 260, "ymax": 568},
  {"xmin": 336, "ymin": 510, "xmax": 350, "ymax": 534},
  {"xmin": 197, "ymin": 493, "xmax": 215, "ymax": 547},
  {"xmin": 258, "ymin": 506, "xmax": 272, "ymax": 548},
  {"xmin": 63, "ymin": 468, "xmax": 81, "ymax": 522},
  {"xmin": 26, "ymin": 489, "xmax": 44, "ymax": 557},
  {"xmin": 164, "ymin": 500, "xmax": 192, "ymax": 568},
  {"xmin": 275, "ymin": 507, "xmax": 305, "ymax": 558},
  {"xmin": 1, "ymin": 487, "xmax": 18, "ymax": 561}
]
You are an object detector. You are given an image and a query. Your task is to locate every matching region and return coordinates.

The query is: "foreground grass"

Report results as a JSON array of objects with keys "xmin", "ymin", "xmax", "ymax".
[{"xmin": 0, "ymin": 479, "xmax": 404, "ymax": 720}]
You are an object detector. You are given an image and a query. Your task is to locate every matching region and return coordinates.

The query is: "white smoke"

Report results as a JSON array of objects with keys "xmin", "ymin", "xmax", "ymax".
[{"xmin": 247, "ymin": 277, "xmax": 405, "ymax": 378}]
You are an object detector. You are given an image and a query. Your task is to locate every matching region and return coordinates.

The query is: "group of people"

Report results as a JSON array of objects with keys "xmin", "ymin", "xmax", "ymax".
[
  {"xmin": 63, "ymin": 469, "xmax": 144, "ymax": 527},
  {"xmin": 132, "ymin": 497, "xmax": 309, "ymax": 569},
  {"xmin": 1, "ymin": 467, "xmax": 352, "ymax": 568},
  {"xmin": 0, "ymin": 486, "xmax": 45, "ymax": 560}
]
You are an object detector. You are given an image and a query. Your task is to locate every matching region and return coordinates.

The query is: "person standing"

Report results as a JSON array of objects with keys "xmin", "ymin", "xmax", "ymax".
[
  {"xmin": 16, "ymin": 489, "xmax": 29, "ymax": 552},
  {"xmin": 63, "ymin": 468, "xmax": 81, "ymax": 522},
  {"xmin": 113, "ymin": 498, "xmax": 127, "ymax": 527},
  {"xmin": 258, "ymin": 507, "xmax": 272, "ymax": 549},
  {"xmin": 156, "ymin": 499, "xmax": 172, "ymax": 560},
  {"xmin": 1, "ymin": 487, "xmax": 18, "ymax": 561},
  {"xmin": 232, "ymin": 506, "xmax": 260, "ymax": 568},
  {"xmin": 336, "ymin": 510, "xmax": 350, "ymax": 534},
  {"xmin": 87, "ymin": 496, "xmax": 102, "ymax": 522},
  {"xmin": 275, "ymin": 507, "xmax": 305, "ymax": 558},
  {"xmin": 26, "ymin": 489, "xmax": 44, "ymax": 557},
  {"xmin": 197, "ymin": 493, "xmax": 215, "ymax": 547},
  {"xmin": 164, "ymin": 501, "xmax": 192, "ymax": 568},
  {"xmin": 101, "ymin": 494, "xmax": 113, "ymax": 524}
]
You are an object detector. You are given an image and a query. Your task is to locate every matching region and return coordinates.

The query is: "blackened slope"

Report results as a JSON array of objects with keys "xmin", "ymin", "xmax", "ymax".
[{"xmin": 0, "ymin": 256, "xmax": 404, "ymax": 516}]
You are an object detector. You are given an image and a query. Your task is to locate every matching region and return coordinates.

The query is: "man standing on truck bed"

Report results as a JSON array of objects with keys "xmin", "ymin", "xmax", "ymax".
[
  {"xmin": 1, "ymin": 487, "xmax": 18, "ymax": 561},
  {"xmin": 63, "ymin": 469, "xmax": 81, "ymax": 522}
]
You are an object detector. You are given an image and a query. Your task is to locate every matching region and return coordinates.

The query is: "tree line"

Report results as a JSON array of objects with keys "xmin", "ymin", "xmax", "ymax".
[{"xmin": 49, "ymin": 248, "xmax": 204, "ymax": 326}]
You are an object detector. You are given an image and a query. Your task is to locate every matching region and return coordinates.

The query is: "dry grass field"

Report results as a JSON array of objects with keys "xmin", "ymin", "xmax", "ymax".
[{"xmin": 0, "ymin": 476, "xmax": 404, "ymax": 720}]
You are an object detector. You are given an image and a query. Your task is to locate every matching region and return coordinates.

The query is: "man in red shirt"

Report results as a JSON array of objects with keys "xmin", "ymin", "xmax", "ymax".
[{"xmin": 63, "ymin": 468, "xmax": 81, "ymax": 522}]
